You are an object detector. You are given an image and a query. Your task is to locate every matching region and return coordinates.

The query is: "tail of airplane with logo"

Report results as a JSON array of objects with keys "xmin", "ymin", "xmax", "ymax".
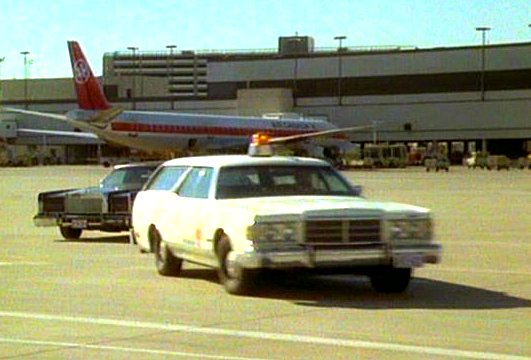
[{"xmin": 67, "ymin": 40, "xmax": 111, "ymax": 111}]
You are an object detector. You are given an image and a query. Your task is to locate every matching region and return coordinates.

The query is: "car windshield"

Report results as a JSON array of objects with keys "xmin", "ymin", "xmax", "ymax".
[
  {"xmin": 101, "ymin": 166, "xmax": 156, "ymax": 191},
  {"xmin": 216, "ymin": 165, "xmax": 355, "ymax": 199}
]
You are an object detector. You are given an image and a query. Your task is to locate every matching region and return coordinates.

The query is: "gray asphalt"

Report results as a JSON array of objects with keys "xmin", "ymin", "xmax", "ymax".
[{"xmin": 0, "ymin": 165, "xmax": 530, "ymax": 359}]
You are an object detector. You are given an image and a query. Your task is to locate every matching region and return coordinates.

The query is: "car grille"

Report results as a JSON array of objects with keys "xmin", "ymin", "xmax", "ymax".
[
  {"xmin": 65, "ymin": 198, "xmax": 102, "ymax": 214},
  {"xmin": 305, "ymin": 219, "xmax": 381, "ymax": 245}
]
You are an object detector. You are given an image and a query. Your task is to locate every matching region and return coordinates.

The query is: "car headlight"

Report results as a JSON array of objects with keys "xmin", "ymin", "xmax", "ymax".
[
  {"xmin": 247, "ymin": 222, "xmax": 299, "ymax": 243},
  {"xmin": 388, "ymin": 218, "xmax": 432, "ymax": 241}
]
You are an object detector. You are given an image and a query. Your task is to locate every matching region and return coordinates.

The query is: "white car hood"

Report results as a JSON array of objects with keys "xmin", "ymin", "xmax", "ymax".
[{"xmin": 225, "ymin": 196, "xmax": 430, "ymax": 220}]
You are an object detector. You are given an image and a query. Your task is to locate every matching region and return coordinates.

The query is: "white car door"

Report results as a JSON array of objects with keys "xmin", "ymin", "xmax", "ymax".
[
  {"xmin": 160, "ymin": 167, "xmax": 217, "ymax": 264},
  {"xmin": 132, "ymin": 165, "xmax": 189, "ymax": 250}
]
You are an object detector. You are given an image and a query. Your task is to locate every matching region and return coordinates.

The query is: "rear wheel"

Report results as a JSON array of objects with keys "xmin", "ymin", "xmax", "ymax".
[
  {"xmin": 369, "ymin": 267, "xmax": 412, "ymax": 293},
  {"xmin": 59, "ymin": 226, "xmax": 82, "ymax": 240},
  {"xmin": 216, "ymin": 235, "xmax": 257, "ymax": 295},
  {"xmin": 152, "ymin": 229, "xmax": 182, "ymax": 276}
]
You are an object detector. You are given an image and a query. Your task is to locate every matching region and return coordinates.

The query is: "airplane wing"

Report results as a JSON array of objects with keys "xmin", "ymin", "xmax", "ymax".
[
  {"xmin": 17, "ymin": 128, "xmax": 99, "ymax": 139},
  {"xmin": 1, "ymin": 106, "xmax": 121, "ymax": 141},
  {"xmin": 2, "ymin": 106, "xmax": 122, "ymax": 129},
  {"xmin": 3, "ymin": 106, "xmax": 94, "ymax": 130},
  {"xmin": 268, "ymin": 124, "xmax": 375, "ymax": 144}
]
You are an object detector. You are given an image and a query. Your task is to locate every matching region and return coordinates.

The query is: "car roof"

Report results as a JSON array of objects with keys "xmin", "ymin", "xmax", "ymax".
[
  {"xmin": 113, "ymin": 161, "xmax": 163, "ymax": 170},
  {"xmin": 161, "ymin": 155, "xmax": 329, "ymax": 169}
]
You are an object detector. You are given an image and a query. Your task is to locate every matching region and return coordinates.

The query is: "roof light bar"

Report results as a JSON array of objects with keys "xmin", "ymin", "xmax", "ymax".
[{"xmin": 248, "ymin": 133, "xmax": 273, "ymax": 157}]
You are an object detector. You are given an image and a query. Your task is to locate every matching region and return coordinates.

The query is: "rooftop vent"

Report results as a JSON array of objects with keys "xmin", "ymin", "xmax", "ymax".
[{"xmin": 278, "ymin": 36, "xmax": 314, "ymax": 55}]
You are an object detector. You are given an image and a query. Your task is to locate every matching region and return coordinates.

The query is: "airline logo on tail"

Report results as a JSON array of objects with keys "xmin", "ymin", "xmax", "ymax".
[
  {"xmin": 67, "ymin": 40, "xmax": 111, "ymax": 111},
  {"xmin": 73, "ymin": 59, "xmax": 91, "ymax": 84}
]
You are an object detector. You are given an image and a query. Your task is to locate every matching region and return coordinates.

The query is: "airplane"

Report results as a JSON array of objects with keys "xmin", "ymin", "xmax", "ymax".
[{"xmin": 3, "ymin": 41, "xmax": 373, "ymax": 162}]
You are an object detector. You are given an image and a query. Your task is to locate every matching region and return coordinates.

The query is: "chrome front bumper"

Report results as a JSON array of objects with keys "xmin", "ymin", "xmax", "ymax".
[
  {"xmin": 33, "ymin": 213, "xmax": 130, "ymax": 231},
  {"xmin": 233, "ymin": 243, "xmax": 442, "ymax": 270},
  {"xmin": 33, "ymin": 215, "xmax": 58, "ymax": 227}
]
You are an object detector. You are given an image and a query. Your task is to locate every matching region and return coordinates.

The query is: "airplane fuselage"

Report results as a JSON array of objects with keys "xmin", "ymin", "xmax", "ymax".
[
  {"xmin": 4, "ymin": 41, "xmax": 363, "ymax": 163},
  {"xmin": 67, "ymin": 109, "xmax": 349, "ymax": 153}
]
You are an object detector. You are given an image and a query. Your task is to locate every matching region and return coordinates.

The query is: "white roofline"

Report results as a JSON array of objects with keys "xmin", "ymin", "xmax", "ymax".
[{"xmin": 162, "ymin": 155, "xmax": 328, "ymax": 168}]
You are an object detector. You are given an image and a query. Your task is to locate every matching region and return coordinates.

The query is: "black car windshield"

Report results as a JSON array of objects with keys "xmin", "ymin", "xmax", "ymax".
[
  {"xmin": 216, "ymin": 165, "xmax": 355, "ymax": 199},
  {"xmin": 101, "ymin": 166, "xmax": 156, "ymax": 191}
]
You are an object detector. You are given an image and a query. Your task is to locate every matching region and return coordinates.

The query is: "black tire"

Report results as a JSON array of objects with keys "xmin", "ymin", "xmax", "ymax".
[
  {"xmin": 59, "ymin": 226, "xmax": 82, "ymax": 240},
  {"xmin": 369, "ymin": 267, "xmax": 412, "ymax": 293},
  {"xmin": 216, "ymin": 235, "xmax": 256, "ymax": 295},
  {"xmin": 129, "ymin": 229, "xmax": 137, "ymax": 245},
  {"xmin": 152, "ymin": 229, "xmax": 182, "ymax": 276}
]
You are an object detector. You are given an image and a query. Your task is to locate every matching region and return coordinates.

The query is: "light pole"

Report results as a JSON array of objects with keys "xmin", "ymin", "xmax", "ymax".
[
  {"xmin": 475, "ymin": 27, "xmax": 491, "ymax": 101},
  {"xmin": 20, "ymin": 51, "xmax": 30, "ymax": 109},
  {"xmin": 127, "ymin": 47, "xmax": 138, "ymax": 109},
  {"xmin": 334, "ymin": 35, "xmax": 347, "ymax": 105},
  {"xmin": 289, "ymin": 36, "xmax": 302, "ymax": 106},
  {"xmin": 166, "ymin": 45, "xmax": 177, "ymax": 110},
  {"xmin": 0, "ymin": 56, "xmax": 4, "ymax": 100}
]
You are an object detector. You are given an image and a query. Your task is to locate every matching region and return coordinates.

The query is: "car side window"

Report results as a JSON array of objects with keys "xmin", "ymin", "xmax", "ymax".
[
  {"xmin": 320, "ymin": 168, "xmax": 352, "ymax": 194},
  {"xmin": 145, "ymin": 166, "xmax": 189, "ymax": 191},
  {"xmin": 178, "ymin": 167, "xmax": 213, "ymax": 199}
]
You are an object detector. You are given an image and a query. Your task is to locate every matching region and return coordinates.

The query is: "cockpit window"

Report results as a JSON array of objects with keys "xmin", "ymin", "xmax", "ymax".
[{"xmin": 216, "ymin": 165, "xmax": 355, "ymax": 199}]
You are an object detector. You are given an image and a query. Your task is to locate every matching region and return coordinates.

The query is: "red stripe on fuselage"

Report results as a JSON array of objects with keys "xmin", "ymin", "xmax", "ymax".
[{"xmin": 110, "ymin": 122, "xmax": 348, "ymax": 139}]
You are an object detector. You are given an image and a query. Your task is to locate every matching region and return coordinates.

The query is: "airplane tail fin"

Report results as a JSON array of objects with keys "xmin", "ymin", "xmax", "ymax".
[{"xmin": 68, "ymin": 41, "xmax": 111, "ymax": 110}]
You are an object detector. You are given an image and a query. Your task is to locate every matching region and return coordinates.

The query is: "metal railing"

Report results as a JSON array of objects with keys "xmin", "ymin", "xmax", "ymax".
[{"xmin": 104, "ymin": 45, "xmax": 418, "ymax": 59}]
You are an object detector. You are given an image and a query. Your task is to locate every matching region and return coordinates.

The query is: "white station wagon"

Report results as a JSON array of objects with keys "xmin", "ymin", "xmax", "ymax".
[{"xmin": 132, "ymin": 154, "xmax": 441, "ymax": 295}]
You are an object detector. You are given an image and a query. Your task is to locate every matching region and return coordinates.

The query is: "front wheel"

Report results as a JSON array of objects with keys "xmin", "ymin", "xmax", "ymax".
[
  {"xmin": 129, "ymin": 229, "xmax": 137, "ymax": 245},
  {"xmin": 216, "ymin": 235, "xmax": 257, "ymax": 295},
  {"xmin": 152, "ymin": 229, "xmax": 182, "ymax": 276},
  {"xmin": 369, "ymin": 267, "xmax": 412, "ymax": 293},
  {"xmin": 59, "ymin": 226, "xmax": 82, "ymax": 240}
]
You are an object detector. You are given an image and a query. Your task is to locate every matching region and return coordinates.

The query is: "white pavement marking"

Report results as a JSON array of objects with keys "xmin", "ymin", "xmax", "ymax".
[
  {"xmin": 0, "ymin": 261, "xmax": 49, "ymax": 266},
  {"xmin": 0, "ymin": 311, "xmax": 529, "ymax": 360},
  {"xmin": 0, "ymin": 337, "xmax": 268, "ymax": 360},
  {"xmin": 421, "ymin": 267, "xmax": 531, "ymax": 276}
]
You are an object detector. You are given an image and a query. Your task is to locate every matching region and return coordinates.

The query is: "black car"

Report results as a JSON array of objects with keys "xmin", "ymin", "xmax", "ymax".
[{"xmin": 34, "ymin": 162, "xmax": 160, "ymax": 240}]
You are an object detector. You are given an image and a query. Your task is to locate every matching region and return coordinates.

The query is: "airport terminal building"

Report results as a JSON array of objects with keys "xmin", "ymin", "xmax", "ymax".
[{"xmin": 1, "ymin": 36, "xmax": 530, "ymax": 164}]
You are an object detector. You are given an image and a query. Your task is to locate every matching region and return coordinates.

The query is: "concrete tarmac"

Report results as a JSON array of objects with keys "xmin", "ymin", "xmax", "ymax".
[{"xmin": 0, "ymin": 165, "xmax": 530, "ymax": 359}]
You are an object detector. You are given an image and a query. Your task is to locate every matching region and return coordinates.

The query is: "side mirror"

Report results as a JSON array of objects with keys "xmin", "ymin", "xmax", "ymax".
[{"xmin": 351, "ymin": 185, "xmax": 363, "ymax": 196}]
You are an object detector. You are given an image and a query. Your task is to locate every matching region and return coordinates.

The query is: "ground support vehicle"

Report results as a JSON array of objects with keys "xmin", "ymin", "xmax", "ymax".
[
  {"xmin": 33, "ymin": 162, "xmax": 159, "ymax": 240},
  {"xmin": 487, "ymin": 155, "xmax": 511, "ymax": 171},
  {"xmin": 363, "ymin": 144, "xmax": 408, "ymax": 168},
  {"xmin": 132, "ymin": 153, "xmax": 442, "ymax": 295},
  {"xmin": 515, "ymin": 157, "xmax": 529, "ymax": 169},
  {"xmin": 426, "ymin": 156, "xmax": 449, "ymax": 172},
  {"xmin": 465, "ymin": 151, "xmax": 490, "ymax": 169}
]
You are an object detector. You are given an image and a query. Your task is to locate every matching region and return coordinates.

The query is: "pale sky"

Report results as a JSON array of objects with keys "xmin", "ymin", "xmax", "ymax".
[{"xmin": 0, "ymin": 0, "xmax": 530, "ymax": 79}]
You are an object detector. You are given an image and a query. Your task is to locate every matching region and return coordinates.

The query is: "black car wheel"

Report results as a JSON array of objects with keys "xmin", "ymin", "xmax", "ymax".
[
  {"xmin": 152, "ymin": 229, "xmax": 182, "ymax": 276},
  {"xmin": 59, "ymin": 226, "xmax": 82, "ymax": 240},
  {"xmin": 216, "ymin": 235, "xmax": 257, "ymax": 295}
]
